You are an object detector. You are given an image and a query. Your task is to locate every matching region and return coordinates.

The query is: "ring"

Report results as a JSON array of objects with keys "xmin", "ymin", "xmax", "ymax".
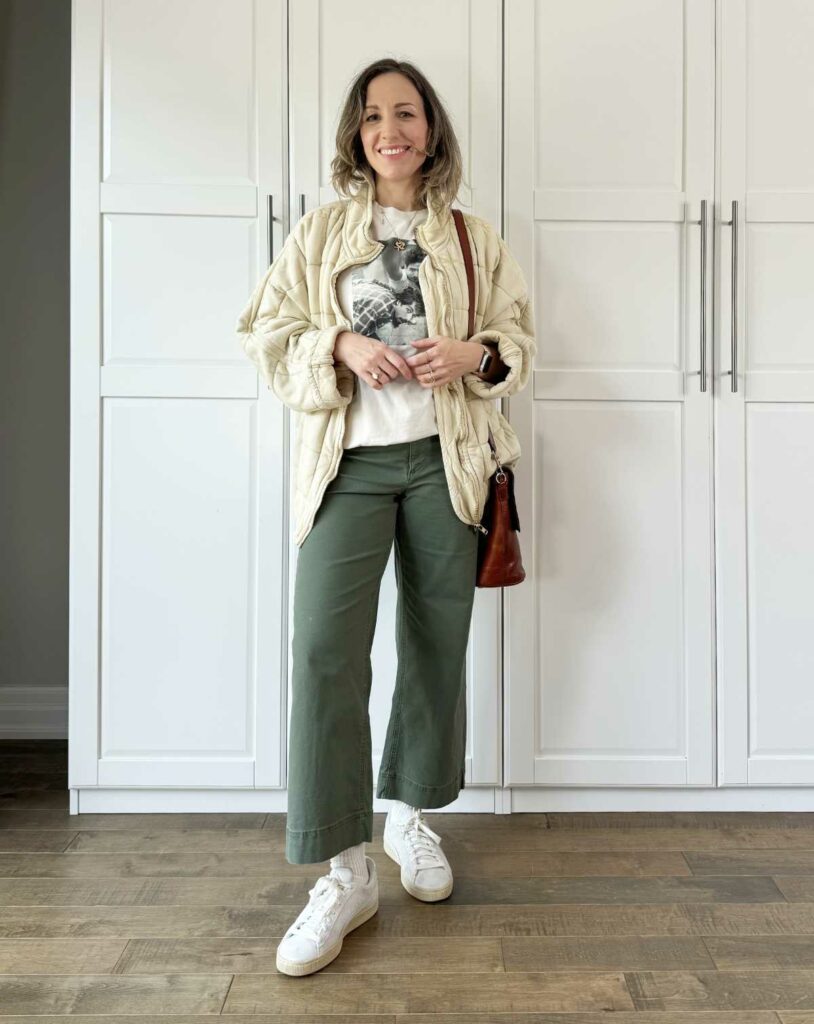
[{"xmin": 372, "ymin": 371, "xmax": 380, "ymax": 381}]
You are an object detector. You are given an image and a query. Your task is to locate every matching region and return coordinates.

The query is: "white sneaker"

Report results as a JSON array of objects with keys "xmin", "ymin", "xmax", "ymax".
[
  {"xmin": 276, "ymin": 855, "xmax": 379, "ymax": 976},
  {"xmin": 383, "ymin": 807, "xmax": 453, "ymax": 901}
]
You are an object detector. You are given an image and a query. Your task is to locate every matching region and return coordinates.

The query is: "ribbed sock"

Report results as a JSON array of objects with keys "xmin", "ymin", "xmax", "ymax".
[
  {"xmin": 329, "ymin": 841, "xmax": 367, "ymax": 883},
  {"xmin": 389, "ymin": 799, "xmax": 420, "ymax": 823}
]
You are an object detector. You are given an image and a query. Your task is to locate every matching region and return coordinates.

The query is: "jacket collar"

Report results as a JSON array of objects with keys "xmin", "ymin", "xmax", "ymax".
[{"xmin": 342, "ymin": 177, "xmax": 454, "ymax": 259}]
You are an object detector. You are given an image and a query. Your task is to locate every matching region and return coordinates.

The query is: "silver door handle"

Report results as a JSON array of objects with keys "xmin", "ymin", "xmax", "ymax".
[
  {"xmin": 699, "ymin": 199, "xmax": 708, "ymax": 392},
  {"xmin": 721, "ymin": 199, "xmax": 739, "ymax": 393},
  {"xmin": 267, "ymin": 194, "xmax": 274, "ymax": 265},
  {"xmin": 688, "ymin": 200, "xmax": 709, "ymax": 392}
]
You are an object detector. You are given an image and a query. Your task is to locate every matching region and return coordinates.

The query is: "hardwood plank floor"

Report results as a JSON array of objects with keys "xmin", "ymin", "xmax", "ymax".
[{"xmin": 3, "ymin": 740, "xmax": 814, "ymax": 1020}]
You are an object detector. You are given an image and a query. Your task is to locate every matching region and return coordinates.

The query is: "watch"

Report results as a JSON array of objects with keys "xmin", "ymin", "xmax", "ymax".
[{"xmin": 477, "ymin": 344, "xmax": 494, "ymax": 375}]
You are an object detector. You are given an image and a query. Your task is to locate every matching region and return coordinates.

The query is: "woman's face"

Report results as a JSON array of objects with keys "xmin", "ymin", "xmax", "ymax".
[
  {"xmin": 394, "ymin": 299, "xmax": 416, "ymax": 322},
  {"xmin": 359, "ymin": 72, "xmax": 429, "ymax": 194}
]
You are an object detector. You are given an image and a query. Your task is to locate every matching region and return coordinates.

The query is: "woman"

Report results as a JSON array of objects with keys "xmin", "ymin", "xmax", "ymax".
[{"xmin": 237, "ymin": 58, "xmax": 535, "ymax": 977}]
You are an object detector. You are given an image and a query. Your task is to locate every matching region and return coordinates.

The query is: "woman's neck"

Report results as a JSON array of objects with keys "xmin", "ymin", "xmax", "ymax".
[{"xmin": 374, "ymin": 177, "xmax": 423, "ymax": 212}]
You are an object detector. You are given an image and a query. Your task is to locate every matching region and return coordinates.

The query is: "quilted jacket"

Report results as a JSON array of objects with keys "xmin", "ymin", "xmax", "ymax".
[{"xmin": 236, "ymin": 179, "xmax": 536, "ymax": 548}]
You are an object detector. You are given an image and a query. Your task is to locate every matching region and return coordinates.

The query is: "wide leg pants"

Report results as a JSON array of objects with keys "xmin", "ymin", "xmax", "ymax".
[{"xmin": 285, "ymin": 433, "xmax": 479, "ymax": 864}]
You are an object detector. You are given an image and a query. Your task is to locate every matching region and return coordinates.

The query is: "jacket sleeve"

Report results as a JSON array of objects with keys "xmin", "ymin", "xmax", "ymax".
[
  {"xmin": 461, "ymin": 236, "xmax": 536, "ymax": 401},
  {"xmin": 236, "ymin": 227, "xmax": 351, "ymax": 414}
]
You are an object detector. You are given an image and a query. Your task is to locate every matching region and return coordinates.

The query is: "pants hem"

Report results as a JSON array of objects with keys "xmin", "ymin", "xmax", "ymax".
[
  {"xmin": 286, "ymin": 809, "xmax": 373, "ymax": 865},
  {"xmin": 376, "ymin": 767, "xmax": 465, "ymax": 808}
]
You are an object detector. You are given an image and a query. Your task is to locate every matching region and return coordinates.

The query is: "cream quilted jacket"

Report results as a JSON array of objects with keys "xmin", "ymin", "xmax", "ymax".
[{"xmin": 236, "ymin": 179, "xmax": 536, "ymax": 547}]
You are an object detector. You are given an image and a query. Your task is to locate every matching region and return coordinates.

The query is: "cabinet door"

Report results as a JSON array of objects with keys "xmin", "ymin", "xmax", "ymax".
[
  {"xmin": 505, "ymin": 0, "xmax": 717, "ymax": 786},
  {"xmin": 70, "ymin": 0, "xmax": 288, "ymax": 788},
  {"xmin": 717, "ymin": 0, "xmax": 814, "ymax": 785},
  {"xmin": 286, "ymin": 0, "xmax": 505, "ymax": 790}
]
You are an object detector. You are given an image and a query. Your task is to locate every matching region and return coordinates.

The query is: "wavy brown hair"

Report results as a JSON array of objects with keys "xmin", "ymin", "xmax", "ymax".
[{"xmin": 329, "ymin": 59, "xmax": 466, "ymax": 213}]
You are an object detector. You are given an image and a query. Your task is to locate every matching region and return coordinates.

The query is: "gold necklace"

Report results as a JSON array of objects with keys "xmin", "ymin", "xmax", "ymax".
[{"xmin": 375, "ymin": 202, "xmax": 423, "ymax": 251}]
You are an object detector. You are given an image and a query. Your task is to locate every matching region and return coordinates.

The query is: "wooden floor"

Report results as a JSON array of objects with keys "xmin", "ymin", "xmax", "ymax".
[{"xmin": 3, "ymin": 741, "xmax": 814, "ymax": 1020}]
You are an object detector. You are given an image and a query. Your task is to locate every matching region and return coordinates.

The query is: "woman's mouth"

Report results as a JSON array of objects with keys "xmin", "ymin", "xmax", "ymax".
[{"xmin": 378, "ymin": 145, "xmax": 412, "ymax": 159}]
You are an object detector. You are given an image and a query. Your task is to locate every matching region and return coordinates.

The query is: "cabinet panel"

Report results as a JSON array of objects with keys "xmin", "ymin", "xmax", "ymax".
[
  {"xmin": 535, "ymin": 404, "xmax": 687, "ymax": 782},
  {"xmin": 536, "ymin": 0, "xmax": 684, "ymax": 190},
  {"xmin": 537, "ymin": 221, "xmax": 683, "ymax": 367},
  {"xmin": 745, "ymin": 0, "xmax": 814, "ymax": 190},
  {"xmin": 102, "ymin": 214, "xmax": 254, "ymax": 365},
  {"xmin": 506, "ymin": 0, "xmax": 716, "ymax": 786},
  {"xmin": 717, "ymin": 0, "xmax": 814, "ymax": 785},
  {"xmin": 103, "ymin": 0, "xmax": 256, "ymax": 185},
  {"xmin": 746, "ymin": 407, "xmax": 814, "ymax": 767},
  {"xmin": 98, "ymin": 399, "xmax": 254, "ymax": 785}
]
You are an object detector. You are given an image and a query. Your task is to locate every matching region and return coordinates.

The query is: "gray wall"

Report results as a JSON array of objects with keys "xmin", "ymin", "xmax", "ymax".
[{"xmin": 0, "ymin": 0, "xmax": 71, "ymax": 733}]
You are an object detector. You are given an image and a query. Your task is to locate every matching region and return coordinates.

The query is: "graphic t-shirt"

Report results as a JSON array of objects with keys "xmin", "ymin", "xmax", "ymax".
[{"xmin": 337, "ymin": 201, "xmax": 438, "ymax": 448}]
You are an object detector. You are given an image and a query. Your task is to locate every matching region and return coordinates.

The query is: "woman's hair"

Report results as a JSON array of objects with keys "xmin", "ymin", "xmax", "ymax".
[{"xmin": 330, "ymin": 58, "xmax": 466, "ymax": 213}]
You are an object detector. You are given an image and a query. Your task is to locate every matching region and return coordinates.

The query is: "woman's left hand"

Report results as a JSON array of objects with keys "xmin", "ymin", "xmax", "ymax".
[{"xmin": 406, "ymin": 336, "xmax": 482, "ymax": 388}]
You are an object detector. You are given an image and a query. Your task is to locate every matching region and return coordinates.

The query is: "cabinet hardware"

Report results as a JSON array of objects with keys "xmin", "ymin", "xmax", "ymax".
[
  {"xmin": 267, "ymin": 194, "xmax": 274, "ymax": 265},
  {"xmin": 688, "ymin": 200, "xmax": 709, "ymax": 391},
  {"xmin": 721, "ymin": 199, "xmax": 739, "ymax": 393},
  {"xmin": 695, "ymin": 199, "xmax": 709, "ymax": 392}
]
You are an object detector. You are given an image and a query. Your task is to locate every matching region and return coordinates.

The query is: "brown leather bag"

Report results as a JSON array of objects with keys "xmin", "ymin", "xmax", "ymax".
[{"xmin": 451, "ymin": 207, "xmax": 526, "ymax": 588}]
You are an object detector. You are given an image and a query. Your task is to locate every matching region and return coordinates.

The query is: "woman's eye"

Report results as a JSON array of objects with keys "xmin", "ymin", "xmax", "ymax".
[{"xmin": 365, "ymin": 112, "xmax": 413, "ymax": 121}]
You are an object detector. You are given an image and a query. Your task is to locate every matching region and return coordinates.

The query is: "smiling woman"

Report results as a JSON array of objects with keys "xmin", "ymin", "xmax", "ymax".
[
  {"xmin": 359, "ymin": 76, "xmax": 430, "ymax": 209},
  {"xmin": 332, "ymin": 69, "xmax": 507, "ymax": 392},
  {"xmin": 236, "ymin": 56, "xmax": 535, "ymax": 979}
]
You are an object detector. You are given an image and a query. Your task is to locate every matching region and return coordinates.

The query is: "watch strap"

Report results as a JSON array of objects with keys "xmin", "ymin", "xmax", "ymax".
[{"xmin": 478, "ymin": 345, "xmax": 493, "ymax": 374}]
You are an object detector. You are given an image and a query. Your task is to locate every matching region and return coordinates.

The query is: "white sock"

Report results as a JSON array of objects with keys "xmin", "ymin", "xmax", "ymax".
[
  {"xmin": 329, "ymin": 841, "xmax": 367, "ymax": 883},
  {"xmin": 389, "ymin": 799, "xmax": 420, "ymax": 823}
]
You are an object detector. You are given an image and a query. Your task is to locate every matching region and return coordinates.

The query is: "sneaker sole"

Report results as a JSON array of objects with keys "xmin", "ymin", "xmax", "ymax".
[
  {"xmin": 383, "ymin": 835, "xmax": 453, "ymax": 901},
  {"xmin": 275, "ymin": 895, "xmax": 379, "ymax": 977}
]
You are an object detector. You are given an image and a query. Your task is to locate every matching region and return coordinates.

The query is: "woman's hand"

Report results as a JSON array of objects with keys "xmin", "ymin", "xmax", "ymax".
[
  {"xmin": 333, "ymin": 331, "xmax": 414, "ymax": 390},
  {"xmin": 406, "ymin": 336, "xmax": 483, "ymax": 388}
]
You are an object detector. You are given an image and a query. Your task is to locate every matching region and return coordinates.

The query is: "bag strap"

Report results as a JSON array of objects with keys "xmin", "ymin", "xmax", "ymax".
[
  {"xmin": 451, "ymin": 206, "xmax": 497, "ymax": 454},
  {"xmin": 451, "ymin": 207, "xmax": 475, "ymax": 340}
]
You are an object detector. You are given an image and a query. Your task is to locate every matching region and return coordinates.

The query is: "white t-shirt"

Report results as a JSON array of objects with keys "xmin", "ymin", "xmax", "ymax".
[{"xmin": 337, "ymin": 201, "xmax": 439, "ymax": 448}]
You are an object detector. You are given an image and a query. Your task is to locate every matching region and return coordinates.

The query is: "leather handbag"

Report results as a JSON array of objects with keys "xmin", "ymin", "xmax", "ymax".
[{"xmin": 451, "ymin": 207, "xmax": 526, "ymax": 587}]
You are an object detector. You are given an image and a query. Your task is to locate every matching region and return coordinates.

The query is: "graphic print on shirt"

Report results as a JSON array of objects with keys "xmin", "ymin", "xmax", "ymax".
[
  {"xmin": 339, "ymin": 210, "xmax": 438, "ymax": 449},
  {"xmin": 351, "ymin": 238, "xmax": 428, "ymax": 348}
]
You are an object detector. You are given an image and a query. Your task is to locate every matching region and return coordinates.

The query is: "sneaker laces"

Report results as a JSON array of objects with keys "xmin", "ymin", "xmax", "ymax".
[
  {"xmin": 399, "ymin": 811, "xmax": 444, "ymax": 868},
  {"xmin": 289, "ymin": 870, "xmax": 352, "ymax": 943}
]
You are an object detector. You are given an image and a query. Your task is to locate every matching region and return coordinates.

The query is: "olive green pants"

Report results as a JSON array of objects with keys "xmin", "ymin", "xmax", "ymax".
[{"xmin": 285, "ymin": 433, "xmax": 479, "ymax": 864}]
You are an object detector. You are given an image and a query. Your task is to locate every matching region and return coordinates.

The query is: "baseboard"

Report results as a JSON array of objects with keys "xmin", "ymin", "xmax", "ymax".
[
  {"xmin": 0, "ymin": 686, "xmax": 67, "ymax": 738},
  {"xmin": 510, "ymin": 786, "xmax": 814, "ymax": 812},
  {"xmin": 69, "ymin": 784, "xmax": 814, "ymax": 815}
]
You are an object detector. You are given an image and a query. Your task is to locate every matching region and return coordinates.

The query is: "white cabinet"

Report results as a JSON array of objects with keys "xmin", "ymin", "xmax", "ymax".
[
  {"xmin": 716, "ymin": 0, "xmax": 814, "ymax": 785},
  {"xmin": 504, "ymin": 0, "xmax": 717, "ymax": 787},
  {"xmin": 69, "ymin": 0, "xmax": 814, "ymax": 811},
  {"xmin": 70, "ymin": 0, "xmax": 290, "ymax": 791},
  {"xmin": 69, "ymin": 0, "xmax": 507, "ymax": 804},
  {"xmin": 505, "ymin": 0, "xmax": 814, "ymax": 794}
]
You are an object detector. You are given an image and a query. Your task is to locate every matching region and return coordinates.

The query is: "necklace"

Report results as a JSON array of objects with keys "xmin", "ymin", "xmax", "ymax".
[{"xmin": 375, "ymin": 201, "xmax": 424, "ymax": 251}]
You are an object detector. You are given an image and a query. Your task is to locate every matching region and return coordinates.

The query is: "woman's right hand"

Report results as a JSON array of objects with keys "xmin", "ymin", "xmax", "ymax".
[{"xmin": 333, "ymin": 331, "xmax": 413, "ymax": 390}]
